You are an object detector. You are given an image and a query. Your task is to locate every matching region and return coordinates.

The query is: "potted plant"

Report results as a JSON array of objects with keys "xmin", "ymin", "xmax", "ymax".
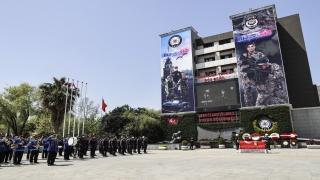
[
  {"xmin": 218, "ymin": 138, "xmax": 225, "ymax": 149},
  {"xmin": 181, "ymin": 140, "xmax": 188, "ymax": 150},
  {"xmin": 158, "ymin": 144, "xmax": 167, "ymax": 150},
  {"xmin": 200, "ymin": 141, "xmax": 211, "ymax": 149}
]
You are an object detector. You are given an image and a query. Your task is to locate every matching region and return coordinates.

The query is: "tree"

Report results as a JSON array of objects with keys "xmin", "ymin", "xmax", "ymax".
[
  {"xmin": 0, "ymin": 83, "xmax": 36, "ymax": 135},
  {"xmin": 77, "ymin": 98, "xmax": 101, "ymax": 136},
  {"xmin": 100, "ymin": 105, "xmax": 132, "ymax": 136},
  {"xmin": 38, "ymin": 77, "xmax": 79, "ymax": 134},
  {"xmin": 122, "ymin": 108, "xmax": 164, "ymax": 143}
]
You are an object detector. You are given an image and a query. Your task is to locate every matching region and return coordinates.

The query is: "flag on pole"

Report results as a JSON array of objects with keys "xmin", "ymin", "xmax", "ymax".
[
  {"xmin": 102, "ymin": 99, "xmax": 107, "ymax": 112},
  {"xmin": 72, "ymin": 83, "xmax": 77, "ymax": 89}
]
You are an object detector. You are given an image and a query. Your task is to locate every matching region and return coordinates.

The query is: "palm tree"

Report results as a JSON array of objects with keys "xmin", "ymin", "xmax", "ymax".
[{"xmin": 38, "ymin": 77, "xmax": 79, "ymax": 134}]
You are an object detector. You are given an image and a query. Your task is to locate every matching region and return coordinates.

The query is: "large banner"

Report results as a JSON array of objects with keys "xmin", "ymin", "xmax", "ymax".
[
  {"xmin": 160, "ymin": 30, "xmax": 195, "ymax": 114},
  {"xmin": 231, "ymin": 6, "xmax": 289, "ymax": 107}
]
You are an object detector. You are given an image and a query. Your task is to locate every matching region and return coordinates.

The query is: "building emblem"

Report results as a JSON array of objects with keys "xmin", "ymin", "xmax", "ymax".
[
  {"xmin": 168, "ymin": 35, "xmax": 182, "ymax": 48},
  {"xmin": 257, "ymin": 117, "xmax": 273, "ymax": 130},
  {"xmin": 245, "ymin": 15, "xmax": 258, "ymax": 29}
]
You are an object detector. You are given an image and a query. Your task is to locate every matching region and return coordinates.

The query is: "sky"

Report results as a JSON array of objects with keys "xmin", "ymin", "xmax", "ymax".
[{"xmin": 1, "ymin": 1, "xmax": 320, "ymax": 113}]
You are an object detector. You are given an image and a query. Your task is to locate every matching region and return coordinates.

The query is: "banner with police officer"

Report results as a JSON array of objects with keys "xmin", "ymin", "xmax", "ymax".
[
  {"xmin": 160, "ymin": 29, "xmax": 195, "ymax": 114},
  {"xmin": 230, "ymin": 5, "xmax": 289, "ymax": 107}
]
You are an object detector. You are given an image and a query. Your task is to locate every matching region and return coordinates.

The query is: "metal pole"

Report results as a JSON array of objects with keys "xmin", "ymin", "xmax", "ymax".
[
  {"xmin": 68, "ymin": 79, "xmax": 74, "ymax": 134},
  {"xmin": 78, "ymin": 82, "xmax": 83, "ymax": 136},
  {"xmin": 82, "ymin": 83, "xmax": 87, "ymax": 135},
  {"xmin": 63, "ymin": 78, "xmax": 69, "ymax": 138},
  {"xmin": 72, "ymin": 81, "xmax": 79, "ymax": 137}
]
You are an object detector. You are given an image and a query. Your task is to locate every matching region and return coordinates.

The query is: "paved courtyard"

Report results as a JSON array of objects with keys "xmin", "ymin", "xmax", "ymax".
[{"xmin": 1, "ymin": 148, "xmax": 320, "ymax": 180}]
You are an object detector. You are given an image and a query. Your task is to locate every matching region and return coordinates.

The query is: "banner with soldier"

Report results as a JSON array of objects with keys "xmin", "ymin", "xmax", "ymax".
[
  {"xmin": 160, "ymin": 30, "xmax": 195, "ymax": 114},
  {"xmin": 230, "ymin": 5, "xmax": 289, "ymax": 107}
]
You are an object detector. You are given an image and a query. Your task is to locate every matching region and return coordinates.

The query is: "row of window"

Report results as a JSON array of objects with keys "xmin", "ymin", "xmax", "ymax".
[
  {"xmin": 202, "ymin": 39, "xmax": 231, "ymax": 48},
  {"xmin": 203, "ymin": 54, "xmax": 233, "ymax": 62},
  {"xmin": 204, "ymin": 68, "xmax": 234, "ymax": 75}
]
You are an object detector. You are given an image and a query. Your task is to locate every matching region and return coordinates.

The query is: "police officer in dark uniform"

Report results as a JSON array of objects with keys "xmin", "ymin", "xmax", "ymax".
[
  {"xmin": 264, "ymin": 134, "xmax": 271, "ymax": 153},
  {"xmin": 112, "ymin": 136, "xmax": 118, "ymax": 156},
  {"xmin": 137, "ymin": 137, "xmax": 142, "ymax": 154},
  {"xmin": 177, "ymin": 73, "xmax": 190, "ymax": 102},
  {"xmin": 58, "ymin": 139, "xmax": 63, "ymax": 156},
  {"xmin": 27, "ymin": 136, "xmax": 40, "ymax": 164},
  {"xmin": 126, "ymin": 137, "xmax": 131, "ymax": 154},
  {"xmin": 189, "ymin": 137, "xmax": 194, "ymax": 150},
  {"xmin": 102, "ymin": 136, "xmax": 109, "ymax": 157},
  {"xmin": 89, "ymin": 135, "xmax": 97, "ymax": 158},
  {"xmin": 63, "ymin": 134, "xmax": 72, "ymax": 160},
  {"xmin": 142, "ymin": 136, "xmax": 148, "ymax": 154},
  {"xmin": 120, "ymin": 136, "xmax": 126, "ymax": 155},
  {"xmin": 84, "ymin": 136, "xmax": 89, "ymax": 156},
  {"xmin": 108, "ymin": 137, "xmax": 113, "ymax": 155},
  {"xmin": 78, "ymin": 135, "xmax": 86, "ymax": 159},
  {"xmin": 235, "ymin": 134, "xmax": 240, "ymax": 152},
  {"xmin": 172, "ymin": 66, "xmax": 182, "ymax": 84},
  {"xmin": 133, "ymin": 137, "xmax": 137, "ymax": 153},
  {"xmin": 117, "ymin": 137, "xmax": 121, "ymax": 154},
  {"xmin": 45, "ymin": 134, "xmax": 58, "ymax": 166}
]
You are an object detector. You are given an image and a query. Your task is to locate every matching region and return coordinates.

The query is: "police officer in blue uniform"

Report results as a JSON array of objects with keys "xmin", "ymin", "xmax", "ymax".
[
  {"xmin": 12, "ymin": 136, "xmax": 25, "ymax": 165},
  {"xmin": 63, "ymin": 134, "xmax": 72, "ymax": 160},
  {"xmin": 4, "ymin": 136, "xmax": 13, "ymax": 164},
  {"xmin": 45, "ymin": 134, "xmax": 58, "ymax": 166},
  {"xmin": 27, "ymin": 136, "xmax": 40, "ymax": 164},
  {"xmin": 42, "ymin": 138, "xmax": 49, "ymax": 159},
  {"xmin": 0, "ymin": 134, "xmax": 5, "ymax": 165}
]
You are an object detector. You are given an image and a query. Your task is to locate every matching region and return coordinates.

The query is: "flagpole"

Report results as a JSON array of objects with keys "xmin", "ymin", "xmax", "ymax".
[
  {"xmin": 72, "ymin": 81, "xmax": 79, "ymax": 137},
  {"xmin": 101, "ymin": 97, "xmax": 103, "ymax": 119},
  {"xmin": 68, "ymin": 79, "xmax": 74, "ymax": 134},
  {"xmin": 82, "ymin": 83, "xmax": 87, "ymax": 135},
  {"xmin": 78, "ymin": 82, "xmax": 83, "ymax": 136},
  {"xmin": 63, "ymin": 78, "xmax": 70, "ymax": 138}
]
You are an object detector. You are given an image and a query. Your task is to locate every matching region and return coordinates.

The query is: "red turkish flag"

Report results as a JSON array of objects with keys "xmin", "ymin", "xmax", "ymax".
[{"xmin": 102, "ymin": 99, "xmax": 107, "ymax": 112}]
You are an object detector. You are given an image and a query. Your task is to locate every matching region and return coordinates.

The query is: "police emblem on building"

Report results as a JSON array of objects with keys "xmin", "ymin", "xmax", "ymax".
[
  {"xmin": 258, "ymin": 117, "xmax": 273, "ymax": 130},
  {"xmin": 168, "ymin": 35, "xmax": 182, "ymax": 48},
  {"xmin": 245, "ymin": 15, "xmax": 258, "ymax": 29}
]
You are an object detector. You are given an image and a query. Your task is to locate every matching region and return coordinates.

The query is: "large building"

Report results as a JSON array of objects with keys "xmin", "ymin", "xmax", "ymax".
[{"xmin": 160, "ymin": 5, "xmax": 319, "ymax": 120}]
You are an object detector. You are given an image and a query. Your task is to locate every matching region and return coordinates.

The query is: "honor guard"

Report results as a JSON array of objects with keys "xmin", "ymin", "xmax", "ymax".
[
  {"xmin": 63, "ymin": 134, "xmax": 72, "ymax": 160},
  {"xmin": 45, "ymin": 134, "xmax": 58, "ymax": 166},
  {"xmin": 235, "ymin": 134, "xmax": 240, "ymax": 153},
  {"xmin": 27, "ymin": 136, "xmax": 40, "ymax": 164},
  {"xmin": 89, "ymin": 135, "xmax": 97, "ymax": 158},
  {"xmin": 109, "ymin": 137, "xmax": 113, "ymax": 155},
  {"xmin": 264, "ymin": 134, "xmax": 271, "ymax": 153},
  {"xmin": 189, "ymin": 137, "xmax": 195, "ymax": 150}
]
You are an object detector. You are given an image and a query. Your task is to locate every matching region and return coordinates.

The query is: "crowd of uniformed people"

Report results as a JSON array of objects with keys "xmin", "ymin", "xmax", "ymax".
[{"xmin": 0, "ymin": 133, "xmax": 149, "ymax": 167}]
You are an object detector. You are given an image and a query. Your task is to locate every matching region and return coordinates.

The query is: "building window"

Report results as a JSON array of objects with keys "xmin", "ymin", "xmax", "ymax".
[
  {"xmin": 205, "ymin": 71, "xmax": 216, "ymax": 75},
  {"xmin": 219, "ymin": 39, "xmax": 231, "ymax": 45},
  {"xmin": 221, "ymin": 54, "xmax": 232, "ymax": 59},
  {"xmin": 203, "ymin": 42, "xmax": 214, "ymax": 48},
  {"xmin": 204, "ymin": 57, "xmax": 215, "ymax": 62},
  {"xmin": 222, "ymin": 69, "xmax": 234, "ymax": 73}
]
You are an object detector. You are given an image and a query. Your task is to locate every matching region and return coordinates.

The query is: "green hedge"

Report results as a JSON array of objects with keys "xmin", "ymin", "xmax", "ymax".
[
  {"xmin": 160, "ymin": 105, "xmax": 292, "ymax": 142},
  {"xmin": 161, "ymin": 113, "xmax": 197, "ymax": 141},
  {"xmin": 240, "ymin": 105, "xmax": 292, "ymax": 134}
]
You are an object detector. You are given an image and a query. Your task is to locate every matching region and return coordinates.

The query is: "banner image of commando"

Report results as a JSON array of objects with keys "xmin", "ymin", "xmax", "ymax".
[
  {"xmin": 231, "ymin": 6, "xmax": 289, "ymax": 107},
  {"xmin": 160, "ymin": 30, "xmax": 195, "ymax": 114}
]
